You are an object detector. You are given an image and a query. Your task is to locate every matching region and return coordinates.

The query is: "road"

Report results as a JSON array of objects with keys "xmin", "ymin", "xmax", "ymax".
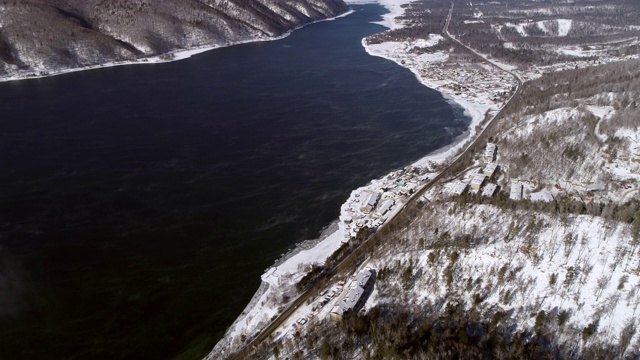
[{"xmin": 229, "ymin": 3, "xmax": 523, "ymax": 358}]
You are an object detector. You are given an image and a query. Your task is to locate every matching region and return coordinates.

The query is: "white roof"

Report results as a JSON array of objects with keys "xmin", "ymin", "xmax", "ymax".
[
  {"xmin": 376, "ymin": 200, "xmax": 394, "ymax": 215},
  {"xmin": 471, "ymin": 174, "xmax": 486, "ymax": 186},
  {"xmin": 484, "ymin": 143, "xmax": 497, "ymax": 157},
  {"xmin": 365, "ymin": 192, "xmax": 380, "ymax": 207},
  {"xmin": 341, "ymin": 286, "xmax": 364, "ymax": 312},
  {"xmin": 484, "ymin": 163, "xmax": 498, "ymax": 173},
  {"xmin": 482, "ymin": 183, "xmax": 498, "ymax": 197},
  {"xmin": 530, "ymin": 190, "xmax": 554, "ymax": 202},
  {"xmin": 450, "ymin": 181, "xmax": 468, "ymax": 195},
  {"xmin": 510, "ymin": 183, "xmax": 523, "ymax": 200},
  {"xmin": 356, "ymin": 269, "xmax": 372, "ymax": 288}
]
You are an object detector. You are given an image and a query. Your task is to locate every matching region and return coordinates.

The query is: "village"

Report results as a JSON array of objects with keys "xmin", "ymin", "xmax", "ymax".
[
  {"xmin": 438, "ymin": 141, "xmax": 611, "ymax": 205},
  {"xmin": 262, "ymin": 132, "xmax": 622, "ymax": 344},
  {"xmin": 366, "ymin": 38, "xmax": 517, "ymax": 109},
  {"xmin": 338, "ymin": 165, "xmax": 431, "ymax": 243},
  {"xmin": 422, "ymin": 62, "xmax": 515, "ymax": 105}
]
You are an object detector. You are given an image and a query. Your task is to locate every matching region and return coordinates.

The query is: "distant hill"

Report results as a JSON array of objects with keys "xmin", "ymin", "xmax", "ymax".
[{"xmin": 0, "ymin": 0, "xmax": 349, "ymax": 79}]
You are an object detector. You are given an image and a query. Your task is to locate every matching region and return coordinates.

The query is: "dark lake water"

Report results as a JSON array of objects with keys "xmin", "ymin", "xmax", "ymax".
[{"xmin": 0, "ymin": 4, "xmax": 467, "ymax": 359}]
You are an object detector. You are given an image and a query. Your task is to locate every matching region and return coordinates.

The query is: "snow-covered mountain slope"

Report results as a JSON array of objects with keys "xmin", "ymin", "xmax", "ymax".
[
  {"xmin": 0, "ymin": 0, "xmax": 349, "ymax": 80},
  {"xmin": 489, "ymin": 59, "xmax": 640, "ymax": 205},
  {"xmin": 267, "ymin": 202, "xmax": 640, "ymax": 359}
]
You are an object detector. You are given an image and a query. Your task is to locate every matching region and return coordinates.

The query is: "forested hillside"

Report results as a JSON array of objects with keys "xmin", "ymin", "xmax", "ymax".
[{"xmin": 0, "ymin": 0, "xmax": 348, "ymax": 79}]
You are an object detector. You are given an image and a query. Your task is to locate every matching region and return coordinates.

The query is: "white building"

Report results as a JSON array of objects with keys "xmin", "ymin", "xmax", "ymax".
[
  {"xmin": 330, "ymin": 268, "xmax": 374, "ymax": 321},
  {"xmin": 484, "ymin": 142, "xmax": 497, "ymax": 162},
  {"xmin": 483, "ymin": 163, "xmax": 498, "ymax": 178},
  {"xmin": 361, "ymin": 192, "xmax": 381, "ymax": 213},
  {"xmin": 449, "ymin": 181, "xmax": 468, "ymax": 196},
  {"xmin": 510, "ymin": 182, "xmax": 523, "ymax": 200},
  {"xmin": 482, "ymin": 183, "xmax": 498, "ymax": 197},
  {"xmin": 470, "ymin": 174, "xmax": 487, "ymax": 190},
  {"xmin": 376, "ymin": 200, "xmax": 394, "ymax": 217}
]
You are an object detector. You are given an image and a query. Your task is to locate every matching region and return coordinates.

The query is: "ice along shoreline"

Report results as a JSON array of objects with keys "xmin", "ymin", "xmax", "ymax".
[{"xmin": 209, "ymin": 0, "xmax": 504, "ymax": 357}]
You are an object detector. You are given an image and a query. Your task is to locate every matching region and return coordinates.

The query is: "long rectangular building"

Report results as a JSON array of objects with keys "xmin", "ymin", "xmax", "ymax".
[
  {"xmin": 483, "ymin": 163, "xmax": 498, "ymax": 178},
  {"xmin": 482, "ymin": 183, "xmax": 498, "ymax": 197},
  {"xmin": 484, "ymin": 143, "xmax": 497, "ymax": 162},
  {"xmin": 330, "ymin": 268, "xmax": 374, "ymax": 321},
  {"xmin": 376, "ymin": 200, "xmax": 394, "ymax": 216},
  {"xmin": 470, "ymin": 174, "xmax": 487, "ymax": 190},
  {"xmin": 510, "ymin": 183, "xmax": 523, "ymax": 200},
  {"xmin": 361, "ymin": 192, "xmax": 381, "ymax": 213},
  {"xmin": 449, "ymin": 181, "xmax": 468, "ymax": 196}
]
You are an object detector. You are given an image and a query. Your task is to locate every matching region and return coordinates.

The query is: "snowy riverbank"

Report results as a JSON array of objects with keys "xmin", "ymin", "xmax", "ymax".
[
  {"xmin": 208, "ymin": 0, "xmax": 512, "ymax": 357},
  {"xmin": 0, "ymin": 10, "xmax": 355, "ymax": 84},
  {"xmin": 362, "ymin": 39, "xmax": 495, "ymax": 167}
]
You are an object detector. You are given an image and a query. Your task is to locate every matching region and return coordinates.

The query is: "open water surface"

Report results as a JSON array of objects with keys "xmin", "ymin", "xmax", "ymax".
[{"xmin": 0, "ymin": 5, "xmax": 467, "ymax": 359}]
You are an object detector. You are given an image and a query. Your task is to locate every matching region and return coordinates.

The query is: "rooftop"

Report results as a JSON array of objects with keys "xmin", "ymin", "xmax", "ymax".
[
  {"xmin": 356, "ymin": 269, "xmax": 373, "ymax": 288},
  {"xmin": 450, "ymin": 181, "xmax": 468, "ymax": 196},
  {"xmin": 510, "ymin": 183, "xmax": 523, "ymax": 200},
  {"xmin": 471, "ymin": 174, "xmax": 487, "ymax": 186},
  {"xmin": 341, "ymin": 286, "xmax": 364, "ymax": 312},
  {"xmin": 484, "ymin": 163, "xmax": 498, "ymax": 173},
  {"xmin": 482, "ymin": 183, "xmax": 498, "ymax": 197}
]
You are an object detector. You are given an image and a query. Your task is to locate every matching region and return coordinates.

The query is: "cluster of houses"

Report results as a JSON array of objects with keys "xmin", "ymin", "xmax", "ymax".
[
  {"xmin": 448, "ymin": 143, "xmax": 500, "ymax": 197},
  {"xmin": 329, "ymin": 268, "xmax": 374, "ymax": 321},
  {"xmin": 415, "ymin": 60, "xmax": 516, "ymax": 105},
  {"xmin": 340, "ymin": 166, "xmax": 428, "ymax": 242},
  {"xmin": 445, "ymin": 142, "xmax": 571, "ymax": 203}
]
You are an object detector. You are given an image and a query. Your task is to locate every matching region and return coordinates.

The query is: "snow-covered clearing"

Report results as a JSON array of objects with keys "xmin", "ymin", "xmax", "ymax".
[
  {"xmin": 411, "ymin": 34, "xmax": 444, "ymax": 48},
  {"xmin": 557, "ymin": 19, "xmax": 573, "ymax": 36},
  {"xmin": 503, "ymin": 19, "xmax": 573, "ymax": 38},
  {"xmin": 556, "ymin": 45, "xmax": 601, "ymax": 57}
]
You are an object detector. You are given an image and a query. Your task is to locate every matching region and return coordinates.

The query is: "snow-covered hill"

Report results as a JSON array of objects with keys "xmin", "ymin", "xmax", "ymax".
[
  {"xmin": 373, "ymin": 202, "xmax": 640, "ymax": 347},
  {"xmin": 0, "ymin": 0, "xmax": 349, "ymax": 81}
]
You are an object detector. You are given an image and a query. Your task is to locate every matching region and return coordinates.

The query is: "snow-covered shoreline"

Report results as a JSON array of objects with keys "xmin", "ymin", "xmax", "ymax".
[
  {"xmin": 210, "ymin": 0, "xmax": 510, "ymax": 357},
  {"xmin": 361, "ymin": 38, "xmax": 490, "ymax": 166},
  {"xmin": 0, "ymin": 9, "xmax": 355, "ymax": 84}
]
